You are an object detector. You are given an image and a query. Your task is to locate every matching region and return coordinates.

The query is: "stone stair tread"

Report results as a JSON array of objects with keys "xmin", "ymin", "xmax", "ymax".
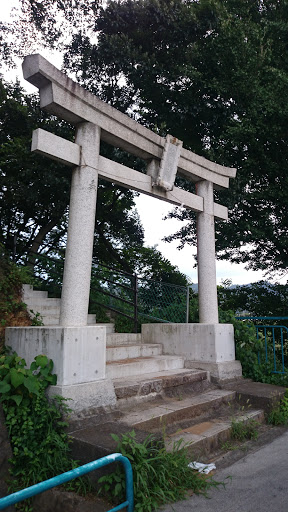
[
  {"xmin": 107, "ymin": 355, "xmax": 184, "ymax": 365},
  {"xmin": 106, "ymin": 343, "xmax": 163, "ymax": 362},
  {"xmin": 165, "ymin": 409, "xmax": 264, "ymax": 455},
  {"xmin": 106, "ymin": 333, "xmax": 142, "ymax": 346},
  {"xmin": 108, "ymin": 343, "xmax": 162, "ymax": 349},
  {"xmin": 112, "ymin": 368, "xmax": 210, "ymax": 400},
  {"xmin": 119, "ymin": 389, "xmax": 235, "ymax": 429},
  {"xmin": 106, "ymin": 355, "xmax": 185, "ymax": 379},
  {"xmin": 112, "ymin": 368, "xmax": 207, "ymax": 387}
]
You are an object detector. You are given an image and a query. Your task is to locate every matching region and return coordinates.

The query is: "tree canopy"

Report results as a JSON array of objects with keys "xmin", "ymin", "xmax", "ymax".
[
  {"xmin": 0, "ymin": 78, "xmax": 187, "ymax": 284},
  {"xmin": 3, "ymin": 0, "xmax": 288, "ymax": 277}
]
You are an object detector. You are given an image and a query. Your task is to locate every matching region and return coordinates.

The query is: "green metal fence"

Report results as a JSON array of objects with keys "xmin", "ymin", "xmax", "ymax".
[{"xmin": 236, "ymin": 316, "xmax": 288, "ymax": 374}]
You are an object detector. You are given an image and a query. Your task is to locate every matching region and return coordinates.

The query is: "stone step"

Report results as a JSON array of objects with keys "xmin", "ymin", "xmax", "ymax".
[
  {"xmin": 118, "ymin": 389, "xmax": 236, "ymax": 431},
  {"xmin": 25, "ymin": 298, "xmax": 61, "ymax": 308},
  {"xmin": 97, "ymin": 323, "xmax": 115, "ymax": 334},
  {"xmin": 27, "ymin": 305, "xmax": 61, "ymax": 316},
  {"xmin": 28, "ymin": 313, "xmax": 99, "ymax": 327},
  {"xmin": 165, "ymin": 409, "xmax": 265, "ymax": 458},
  {"xmin": 38, "ymin": 315, "xmax": 60, "ymax": 325},
  {"xmin": 106, "ymin": 355, "xmax": 185, "ymax": 379},
  {"xmin": 113, "ymin": 368, "xmax": 209, "ymax": 400},
  {"xmin": 22, "ymin": 284, "xmax": 48, "ymax": 299},
  {"xmin": 107, "ymin": 343, "xmax": 162, "ymax": 362},
  {"xmin": 68, "ymin": 391, "xmax": 265, "ymax": 474},
  {"xmin": 107, "ymin": 333, "xmax": 142, "ymax": 346}
]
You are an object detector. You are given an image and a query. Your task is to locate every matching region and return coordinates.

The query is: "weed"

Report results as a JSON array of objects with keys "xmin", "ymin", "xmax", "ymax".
[
  {"xmin": 221, "ymin": 441, "xmax": 236, "ymax": 451},
  {"xmin": 231, "ymin": 417, "xmax": 259, "ymax": 442},
  {"xmin": 268, "ymin": 390, "xmax": 288, "ymax": 425},
  {"xmin": 29, "ymin": 309, "xmax": 44, "ymax": 326},
  {"xmin": 98, "ymin": 431, "xmax": 224, "ymax": 512}
]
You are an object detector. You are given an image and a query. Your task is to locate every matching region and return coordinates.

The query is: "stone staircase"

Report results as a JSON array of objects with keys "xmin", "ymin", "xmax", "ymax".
[
  {"xmin": 22, "ymin": 284, "xmax": 115, "ymax": 332},
  {"xmin": 22, "ymin": 285, "xmax": 265, "ymax": 464},
  {"xmin": 69, "ymin": 333, "xmax": 264, "ymax": 467}
]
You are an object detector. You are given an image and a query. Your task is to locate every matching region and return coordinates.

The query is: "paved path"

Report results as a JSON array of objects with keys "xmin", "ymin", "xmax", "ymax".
[{"xmin": 161, "ymin": 430, "xmax": 288, "ymax": 512}]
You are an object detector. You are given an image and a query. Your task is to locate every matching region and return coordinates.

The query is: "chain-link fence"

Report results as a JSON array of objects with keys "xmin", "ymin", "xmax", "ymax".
[{"xmin": 137, "ymin": 278, "xmax": 187, "ymax": 323}]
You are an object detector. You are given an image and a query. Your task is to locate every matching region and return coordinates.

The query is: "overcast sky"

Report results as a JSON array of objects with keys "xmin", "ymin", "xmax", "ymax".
[{"xmin": 2, "ymin": 2, "xmax": 284, "ymax": 286}]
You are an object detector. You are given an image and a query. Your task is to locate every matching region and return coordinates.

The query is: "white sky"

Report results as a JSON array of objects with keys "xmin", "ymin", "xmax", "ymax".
[{"xmin": 1, "ymin": 2, "xmax": 284, "ymax": 286}]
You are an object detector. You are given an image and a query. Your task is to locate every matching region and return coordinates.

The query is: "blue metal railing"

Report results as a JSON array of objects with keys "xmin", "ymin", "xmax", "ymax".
[
  {"xmin": 0, "ymin": 453, "xmax": 133, "ymax": 511},
  {"xmin": 255, "ymin": 325, "xmax": 287, "ymax": 374},
  {"xmin": 236, "ymin": 316, "xmax": 288, "ymax": 375}
]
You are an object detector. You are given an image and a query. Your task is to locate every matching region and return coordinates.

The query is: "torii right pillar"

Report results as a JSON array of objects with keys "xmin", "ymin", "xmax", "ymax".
[
  {"xmin": 196, "ymin": 180, "xmax": 219, "ymax": 324},
  {"xmin": 143, "ymin": 179, "xmax": 242, "ymax": 382}
]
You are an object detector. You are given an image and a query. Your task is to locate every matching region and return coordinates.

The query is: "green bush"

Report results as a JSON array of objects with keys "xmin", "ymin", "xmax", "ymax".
[
  {"xmin": 268, "ymin": 390, "xmax": 288, "ymax": 425},
  {"xmin": 0, "ymin": 350, "xmax": 88, "ymax": 511},
  {"xmin": 98, "ymin": 431, "xmax": 223, "ymax": 512},
  {"xmin": 219, "ymin": 310, "xmax": 288, "ymax": 386}
]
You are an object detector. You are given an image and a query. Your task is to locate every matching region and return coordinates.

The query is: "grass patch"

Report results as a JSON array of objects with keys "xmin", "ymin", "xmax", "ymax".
[
  {"xmin": 231, "ymin": 417, "xmax": 259, "ymax": 442},
  {"xmin": 98, "ymin": 431, "xmax": 224, "ymax": 512},
  {"xmin": 268, "ymin": 390, "xmax": 288, "ymax": 425}
]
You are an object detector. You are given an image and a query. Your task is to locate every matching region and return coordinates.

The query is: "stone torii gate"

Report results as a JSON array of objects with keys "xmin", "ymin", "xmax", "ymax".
[{"xmin": 6, "ymin": 55, "xmax": 242, "ymax": 412}]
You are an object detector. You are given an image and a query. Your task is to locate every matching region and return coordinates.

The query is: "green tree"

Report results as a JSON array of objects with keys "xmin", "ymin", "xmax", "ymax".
[
  {"xmin": 218, "ymin": 280, "xmax": 288, "ymax": 317},
  {"xmin": 17, "ymin": 0, "xmax": 288, "ymax": 276},
  {"xmin": 0, "ymin": 80, "xmax": 143, "ymax": 270},
  {"xmin": 0, "ymin": 79, "xmax": 187, "ymax": 289}
]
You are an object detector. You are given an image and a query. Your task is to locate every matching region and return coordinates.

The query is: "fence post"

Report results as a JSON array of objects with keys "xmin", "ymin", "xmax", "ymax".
[
  {"xmin": 134, "ymin": 274, "xmax": 138, "ymax": 333},
  {"xmin": 186, "ymin": 286, "xmax": 190, "ymax": 323}
]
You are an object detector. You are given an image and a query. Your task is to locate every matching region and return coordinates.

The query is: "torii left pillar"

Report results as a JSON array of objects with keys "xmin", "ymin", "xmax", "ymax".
[
  {"xmin": 6, "ymin": 121, "xmax": 118, "ymax": 414},
  {"xmin": 60, "ymin": 122, "xmax": 100, "ymax": 326}
]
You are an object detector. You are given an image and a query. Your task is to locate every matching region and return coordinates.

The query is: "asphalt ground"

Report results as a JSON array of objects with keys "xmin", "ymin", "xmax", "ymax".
[{"xmin": 160, "ymin": 428, "xmax": 288, "ymax": 512}]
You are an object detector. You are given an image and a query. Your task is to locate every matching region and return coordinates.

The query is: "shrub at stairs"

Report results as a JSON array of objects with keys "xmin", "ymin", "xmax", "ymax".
[
  {"xmin": 98, "ymin": 431, "xmax": 223, "ymax": 512},
  {"xmin": 0, "ymin": 350, "xmax": 88, "ymax": 511},
  {"xmin": 0, "ymin": 252, "xmax": 33, "ymax": 350},
  {"xmin": 219, "ymin": 310, "xmax": 288, "ymax": 386}
]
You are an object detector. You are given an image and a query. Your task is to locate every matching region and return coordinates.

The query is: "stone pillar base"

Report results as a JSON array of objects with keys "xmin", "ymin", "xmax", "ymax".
[
  {"xmin": 142, "ymin": 323, "xmax": 242, "ymax": 381},
  {"xmin": 47, "ymin": 380, "xmax": 117, "ymax": 415},
  {"xmin": 185, "ymin": 360, "xmax": 242, "ymax": 383},
  {"xmin": 5, "ymin": 325, "xmax": 106, "ymax": 386}
]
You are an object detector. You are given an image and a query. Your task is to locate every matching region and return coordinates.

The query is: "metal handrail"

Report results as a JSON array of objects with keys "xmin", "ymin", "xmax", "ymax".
[
  {"xmin": 255, "ymin": 324, "xmax": 288, "ymax": 374},
  {"xmin": 0, "ymin": 453, "xmax": 134, "ymax": 512},
  {"xmin": 236, "ymin": 316, "xmax": 288, "ymax": 321}
]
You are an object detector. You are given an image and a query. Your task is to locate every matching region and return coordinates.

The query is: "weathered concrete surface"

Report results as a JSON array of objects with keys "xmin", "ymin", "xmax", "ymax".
[
  {"xmin": 22, "ymin": 54, "xmax": 236, "ymax": 189},
  {"xmin": 223, "ymin": 379, "xmax": 287, "ymax": 413},
  {"xmin": 113, "ymin": 368, "xmax": 209, "ymax": 400},
  {"xmin": 48, "ymin": 378, "xmax": 117, "ymax": 414},
  {"xmin": 141, "ymin": 323, "xmax": 242, "ymax": 381},
  {"xmin": 165, "ymin": 409, "xmax": 264, "ymax": 458},
  {"xmin": 5, "ymin": 326, "xmax": 106, "ymax": 386},
  {"xmin": 106, "ymin": 355, "xmax": 185, "ymax": 379},
  {"xmin": 33, "ymin": 488, "xmax": 110, "ymax": 512},
  {"xmin": 117, "ymin": 390, "xmax": 236, "ymax": 431},
  {"xmin": 60, "ymin": 123, "xmax": 100, "ymax": 327},
  {"xmin": 186, "ymin": 361, "xmax": 242, "ymax": 382},
  {"xmin": 142, "ymin": 323, "xmax": 236, "ymax": 363},
  {"xmin": 161, "ymin": 428, "xmax": 288, "ymax": 512}
]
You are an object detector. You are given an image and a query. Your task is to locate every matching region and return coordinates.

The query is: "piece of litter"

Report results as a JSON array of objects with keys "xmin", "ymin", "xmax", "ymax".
[{"xmin": 188, "ymin": 461, "xmax": 216, "ymax": 474}]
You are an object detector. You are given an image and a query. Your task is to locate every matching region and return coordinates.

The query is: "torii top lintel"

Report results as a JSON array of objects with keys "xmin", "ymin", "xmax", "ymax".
[{"xmin": 22, "ymin": 54, "xmax": 236, "ymax": 191}]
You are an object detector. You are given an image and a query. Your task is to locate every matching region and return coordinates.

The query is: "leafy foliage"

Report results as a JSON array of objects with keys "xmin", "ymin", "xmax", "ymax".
[
  {"xmin": 0, "ymin": 247, "xmax": 33, "ymax": 349},
  {"xmin": 0, "ymin": 350, "xmax": 88, "ymax": 511},
  {"xmin": 21, "ymin": 0, "xmax": 286, "ymax": 277},
  {"xmin": 219, "ymin": 310, "xmax": 288, "ymax": 387},
  {"xmin": 0, "ymin": 80, "xmax": 72, "ymax": 263},
  {"xmin": 98, "ymin": 430, "xmax": 223, "ymax": 512},
  {"xmin": 268, "ymin": 390, "xmax": 288, "ymax": 426},
  {"xmin": 218, "ymin": 280, "xmax": 288, "ymax": 317}
]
